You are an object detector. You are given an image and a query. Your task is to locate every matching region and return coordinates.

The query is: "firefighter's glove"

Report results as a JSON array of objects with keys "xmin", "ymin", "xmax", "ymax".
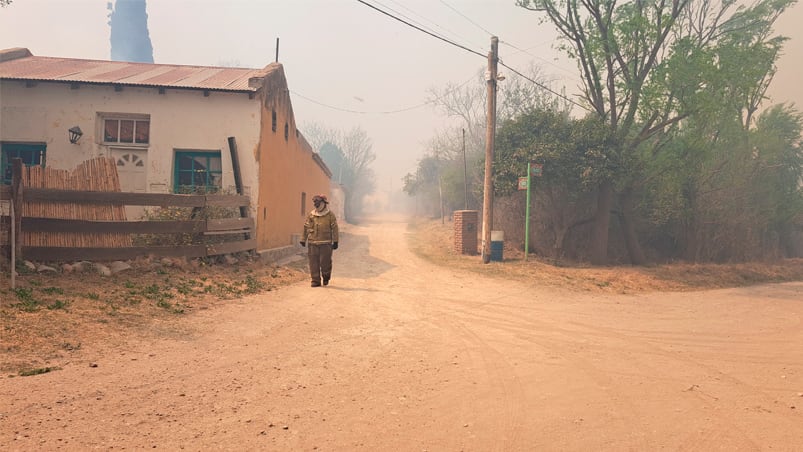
[
  {"xmin": 300, "ymin": 241, "xmax": 306, "ymax": 247},
  {"xmin": 332, "ymin": 242, "xmax": 339, "ymax": 250}
]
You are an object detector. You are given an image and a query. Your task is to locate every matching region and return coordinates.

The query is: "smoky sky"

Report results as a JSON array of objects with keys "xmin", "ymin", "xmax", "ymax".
[{"xmin": 108, "ymin": 0, "xmax": 154, "ymax": 63}]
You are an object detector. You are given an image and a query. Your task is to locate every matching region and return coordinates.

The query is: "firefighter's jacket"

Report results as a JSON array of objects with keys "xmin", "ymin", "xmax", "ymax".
[{"xmin": 302, "ymin": 208, "xmax": 339, "ymax": 245}]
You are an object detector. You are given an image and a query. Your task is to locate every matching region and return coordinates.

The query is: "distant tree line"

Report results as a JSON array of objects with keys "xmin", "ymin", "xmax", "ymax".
[
  {"xmin": 302, "ymin": 124, "xmax": 376, "ymax": 224},
  {"xmin": 405, "ymin": 0, "xmax": 803, "ymax": 264}
]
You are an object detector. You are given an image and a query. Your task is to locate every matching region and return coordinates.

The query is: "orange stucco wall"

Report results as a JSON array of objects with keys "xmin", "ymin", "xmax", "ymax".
[{"xmin": 255, "ymin": 66, "xmax": 331, "ymax": 250}]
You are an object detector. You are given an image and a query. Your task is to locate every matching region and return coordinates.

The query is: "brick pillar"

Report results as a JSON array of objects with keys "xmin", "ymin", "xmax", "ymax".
[{"xmin": 454, "ymin": 210, "xmax": 479, "ymax": 255}]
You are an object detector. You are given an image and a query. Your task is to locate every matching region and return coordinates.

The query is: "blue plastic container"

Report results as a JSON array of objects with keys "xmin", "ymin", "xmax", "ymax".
[{"xmin": 490, "ymin": 230, "xmax": 504, "ymax": 262}]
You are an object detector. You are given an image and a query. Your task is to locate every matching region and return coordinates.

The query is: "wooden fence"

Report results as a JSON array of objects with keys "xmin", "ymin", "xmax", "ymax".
[{"xmin": 0, "ymin": 158, "xmax": 255, "ymax": 262}]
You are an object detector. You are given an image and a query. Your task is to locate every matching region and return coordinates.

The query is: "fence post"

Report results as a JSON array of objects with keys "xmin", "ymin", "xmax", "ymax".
[
  {"xmin": 227, "ymin": 136, "xmax": 251, "ymax": 241},
  {"xmin": 9, "ymin": 193, "xmax": 15, "ymax": 290},
  {"xmin": 11, "ymin": 158, "xmax": 23, "ymax": 262}
]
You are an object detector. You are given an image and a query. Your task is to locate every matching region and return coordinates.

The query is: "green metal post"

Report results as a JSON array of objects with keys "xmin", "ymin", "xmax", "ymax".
[{"xmin": 524, "ymin": 162, "xmax": 532, "ymax": 261}]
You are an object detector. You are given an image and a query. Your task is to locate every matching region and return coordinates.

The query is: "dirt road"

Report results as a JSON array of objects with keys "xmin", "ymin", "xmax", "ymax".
[{"xmin": 2, "ymin": 218, "xmax": 802, "ymax": 451}]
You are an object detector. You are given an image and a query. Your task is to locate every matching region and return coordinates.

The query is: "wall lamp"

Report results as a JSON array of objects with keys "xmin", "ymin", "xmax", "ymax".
[{"xmin": 68, "ymin": 126, "xmax": 83, "ymax": 144}]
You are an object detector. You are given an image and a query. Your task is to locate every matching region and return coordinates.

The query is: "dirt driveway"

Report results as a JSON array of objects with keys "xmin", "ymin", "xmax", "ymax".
[{"xmin": 2, "ymin": 218, "xmax": 802, "ymax": 451}]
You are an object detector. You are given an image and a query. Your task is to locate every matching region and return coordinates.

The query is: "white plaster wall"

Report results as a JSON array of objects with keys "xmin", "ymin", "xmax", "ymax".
[{"xmin": 0, "ymin": 81, "xmax": 261, "ymax": 199}]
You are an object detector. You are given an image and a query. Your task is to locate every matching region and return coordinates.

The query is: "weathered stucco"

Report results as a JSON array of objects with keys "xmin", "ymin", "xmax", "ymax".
[
  {"xmin": 0, "ymin": 57, "xmax": 332, "ymax": 252},
  {"xmin": 0, "ymin": 80, "xmax": 261, "ymax": 195},
  {"xmin": 254, "ymin": 66, "xmax": 331, "ymax": 250}
]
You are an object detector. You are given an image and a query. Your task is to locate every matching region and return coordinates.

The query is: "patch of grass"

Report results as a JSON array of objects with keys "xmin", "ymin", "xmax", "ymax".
[
  {"xmin": 125, "ymin": 296, "xmax": 142, "ymax": 305},
  {"xmin": 13, "ymin": 288, "xmax": 41, "ymax": 312},
  {"xmin": 46, "ymin": 300, "xmax": 70, "ymax": 310},
  {"xmin": 13, "ymin": 261, "xmax": 35, "ymax": 275},
  {"xmin": 141, "ymin": 283, "xmax": 174, "ymax": 303},
  {"xmin": 175, "ymin": 281, "xmax": 192, "ymax": 295},
  {"xmin": 203, "ymin": 275, "xmax": 269, "ymax": 299},
  {"xmin": 19, "ymin": 366, "xmax": 61, "ymax": 376},
  {"xmin": 244, "ymin": 275, "xmax": 266, "ymax": 294},
  {"xmin": 156, "ymin": 299, "xmax": 184, "ymax": 314},
  {"xmin": 84, "ymin": 292, "xmax": 100, "ymax": 300},
  {"xmin": 62, "ymin": 342, "xmax": 81, "ymax": 351},
  {"xmin": 42, "ymin": 287, "xmax": 64, "ymax": 295}
]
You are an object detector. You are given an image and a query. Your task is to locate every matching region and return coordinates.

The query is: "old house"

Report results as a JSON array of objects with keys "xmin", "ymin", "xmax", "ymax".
[{"xmin": 0, "ymin": 47, "xmax": 331, "ymax": 255}]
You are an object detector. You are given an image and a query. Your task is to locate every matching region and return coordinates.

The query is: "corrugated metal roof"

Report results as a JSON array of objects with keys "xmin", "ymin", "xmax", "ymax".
[{"xmin": 0, "ymin": 48, "xmax": 275, "ymax": 92}]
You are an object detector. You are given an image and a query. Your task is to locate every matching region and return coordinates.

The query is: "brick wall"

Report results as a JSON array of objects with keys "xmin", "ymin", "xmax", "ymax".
[{"xmin": 454, "ymin": 210, "xmax": 478, "ymax": 255}]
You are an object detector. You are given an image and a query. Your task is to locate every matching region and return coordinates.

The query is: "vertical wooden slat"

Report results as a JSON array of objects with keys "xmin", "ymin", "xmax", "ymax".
[
  {"xmin": 11, "ymin": 158, "xmax": 23, "ymax": 260},
  {"xmin": 18, "ymin": 157, "xmax": 134, "ymax": 253}
]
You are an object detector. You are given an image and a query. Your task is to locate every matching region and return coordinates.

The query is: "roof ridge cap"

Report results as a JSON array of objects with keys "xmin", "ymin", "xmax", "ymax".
[{"xmin": 0, "ymin": 48, "xmax": 33, "ymax": 63}]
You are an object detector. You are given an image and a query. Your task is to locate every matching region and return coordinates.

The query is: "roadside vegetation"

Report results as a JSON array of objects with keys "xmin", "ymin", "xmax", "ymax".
[
  {"xmin": 408, "ymin": 218, "xmax": 803, "ymax": 294},
  {"xmin": 405, "ymin": 0, "xmax": 803, "ymax": 265}
]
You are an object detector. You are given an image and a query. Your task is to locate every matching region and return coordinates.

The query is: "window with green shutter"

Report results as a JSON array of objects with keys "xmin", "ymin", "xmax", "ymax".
[
  {"xmin": 1, "ymin": 143, "xmax": 46, "ymax": 185},
  {"xmin": 173, "ymin": 150, "xmax": 222, "ymax": 194}
]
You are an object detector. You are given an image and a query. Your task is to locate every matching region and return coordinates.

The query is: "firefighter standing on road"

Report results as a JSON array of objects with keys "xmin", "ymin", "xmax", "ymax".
[{"xmin": 300, "ymin": 194, "xmax": 339, "ymax": 287}]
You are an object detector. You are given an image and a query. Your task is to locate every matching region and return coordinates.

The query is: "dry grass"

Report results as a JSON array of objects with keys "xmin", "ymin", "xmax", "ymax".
[
  {"xmin": 0, "ymin": 256, "xmax": 308, "ymax": 374},
  {"xmin": 408, "ymin": 218, "xmax": 803, "ymax": 294}
]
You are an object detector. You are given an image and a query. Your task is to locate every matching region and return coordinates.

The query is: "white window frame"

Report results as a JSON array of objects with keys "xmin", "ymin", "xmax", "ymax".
[{"xmin": 98, "ymin": 113, "xmax": 151, "ymax": 147}]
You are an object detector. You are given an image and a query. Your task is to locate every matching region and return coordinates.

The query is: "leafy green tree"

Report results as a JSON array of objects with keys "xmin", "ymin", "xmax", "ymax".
[
  {"xmin": 402, "ymin": 155, "xmax": 443, "ymax": 218},
  {"xmin": 517, "ymin": 0, "xmax": 796, "ymax": 264},
  {"xmin": 495, "ymin": 109, "xmax": 611, "ymax": 258},
  {"xmin": 754, "ymin": 105, "xmax": 803, "ymax": 257},
  {"xmin": 653, "ymin": 103, "xmax": 803, "ymax": 261}
]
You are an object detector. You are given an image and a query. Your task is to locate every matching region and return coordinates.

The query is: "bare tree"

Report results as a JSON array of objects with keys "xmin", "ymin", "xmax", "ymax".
[
  {"xmin": 300, "ymin": 122, "xmax": 340, "ymax": 153},
  {"xmin": 302, "ymin": 122, "xmax": 376, "ymax": 222},
  {"xmin": 340, "ymin": 127, "xmax": 376, "ymax": 221}
]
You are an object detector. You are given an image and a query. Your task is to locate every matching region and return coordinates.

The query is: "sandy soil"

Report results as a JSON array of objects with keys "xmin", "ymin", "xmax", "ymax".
[{"xmin": 2, "ymin": 217, "xmax": 802, "ymax": 450}]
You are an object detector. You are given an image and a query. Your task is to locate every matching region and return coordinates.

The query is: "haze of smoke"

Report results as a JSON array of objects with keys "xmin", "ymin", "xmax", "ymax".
[{"xmin": 108, "ymin": 0, "xmax": 154, "ymax": 63}]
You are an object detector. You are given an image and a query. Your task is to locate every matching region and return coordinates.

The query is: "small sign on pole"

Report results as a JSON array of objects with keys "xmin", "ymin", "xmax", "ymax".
[
  {"xmin": 531, "ymin": 163, "xmax": 543, "ymax": 177},
  {"xmin": 517, "ymin": 177, "xmax": 528, "ymax": 191}
]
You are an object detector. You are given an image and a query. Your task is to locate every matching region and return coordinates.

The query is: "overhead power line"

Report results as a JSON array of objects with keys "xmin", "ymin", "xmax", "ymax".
[
  {"xmin": 355, "ymin": 0, "xmax": 486, "ymax": 59},
  {"xmin": 499, "ymin": 60, "xmax": 590, "ymax": 112},
  {"xmin": 385, "ymin": 0, "xmax": 485, "ymax": 51},
  {"xmin": 356, "ymin": 0, "xmax": 589, "ymax": 112},
  {"xmin": 290, "ymin": 72, "xmax": 479, "ymax": 115},
  {"xmin": 292, "ymin": 90, "xmax": 431, "ymax": 114},
  {"xmin": 438, "ymin": 0, "xmax": 496, "ymax": 37},
  {"xmin": 499, "ymin": 39, "xmax": 581, "ymax": 81}
]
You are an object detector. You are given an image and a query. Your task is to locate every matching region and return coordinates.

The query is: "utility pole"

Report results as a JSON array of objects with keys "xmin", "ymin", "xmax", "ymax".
[
  {"xmin": 436, "ymin": 150, "xmax": 444, "ymax": 224},
  {"xmin": 462, "ymin": 128, "xmax": 468, "ymax": 210},
  {"xmin": 275, "ymin": 38, "xmax": 280, "ymax": 62},
  {"xmin": 481, "ymin": 36, "xmax": 499, "ymax": 264}
]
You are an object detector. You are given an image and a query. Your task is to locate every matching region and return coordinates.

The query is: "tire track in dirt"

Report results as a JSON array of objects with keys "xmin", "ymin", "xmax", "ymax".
[{"xmin": 417, "ymin": 283, "xmax": 803, "ymax": 449}]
